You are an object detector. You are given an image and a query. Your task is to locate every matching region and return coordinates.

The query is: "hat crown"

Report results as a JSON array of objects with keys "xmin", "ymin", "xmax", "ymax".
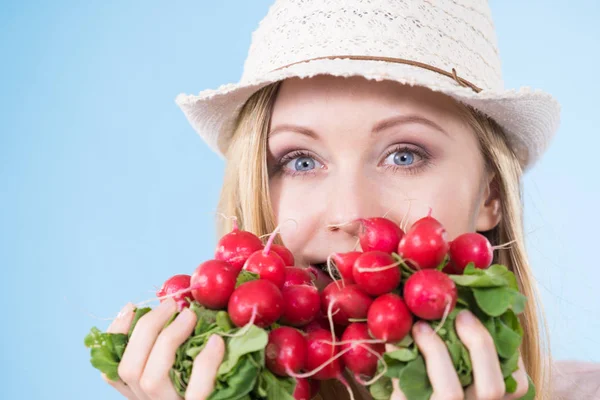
[{"xmin": 242, "ymin": 0, "xmax": 503, "ymax": 91}]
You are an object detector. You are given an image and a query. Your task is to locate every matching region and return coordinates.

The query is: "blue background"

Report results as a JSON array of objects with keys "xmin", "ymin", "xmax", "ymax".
[{"xmin": 2, "ymin": 1, "xmax": 599, "ymax": 398}]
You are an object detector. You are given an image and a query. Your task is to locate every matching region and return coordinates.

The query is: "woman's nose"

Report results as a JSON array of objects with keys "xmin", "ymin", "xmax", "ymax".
[{"xmin": 324, "ymin": 172, "xmax": 382, "ymax": 236}]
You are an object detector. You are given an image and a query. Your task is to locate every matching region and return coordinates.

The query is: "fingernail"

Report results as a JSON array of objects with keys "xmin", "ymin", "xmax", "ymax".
[
  {"xmin": 415, "ymin": 322, "xmax": 432, "ymax": 334},
  {"xmin": 177, "ymin": 308, "xmax": 195, "ymax": 324},
  {"xmin": 117, "ymin": 303, "xmax": 135, "ymax": 319},
  {"xmin": 206, "ymin": 334, "xmax": 222, "ymax": 349},
  {"xmin": 458, "ymin": 310, "xmax": 477, "ymax": 325},
  {"xmin": 160, "ymin": 297, "xmax": 176, "ymax": 310}
]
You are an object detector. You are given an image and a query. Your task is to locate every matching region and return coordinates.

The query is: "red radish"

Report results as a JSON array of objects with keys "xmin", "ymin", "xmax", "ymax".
[
  {"xmin": 331, "ymin": 252, "xmax": 361, "ymax": 283},
  {"xmin": 281, "ymin": 285, "xmax": 321, "ymax": 327},
  {"xmin": 308, "ymin": 266, "xmax": 334, "ymax": 292},
  {"xmin": 243, "ymin": 228, "xmax": 287, "ymax": 288},
  {"xmin": 215, "ymin": 224, "xmax": 263, "ymax": 274},
  {"xmin": 367, "ymin": 293, "xmax": 413, "ymax": 342},
  {"xmin": 190, "ymin": 261, "xmax": 237, "ymax": 310},
  {"xmin": 357, "ymin": 217, "xmax": 405, "ymax": 253},
  {"xmin": 447, "ymin": 232, "xmax": 493, "ymax": 273},
  {"xmin": 304, "ymin": 329, "xmax": 345, "ymax": 380},
  {"xmin": 283, "ymin": 267, "xmax": 314, "ymax": 289},
  {"xmin": 304, "ymin": 312, "xmax": 331, "ymax": 333},
  {"xmin": 266, "ymin": 327, "xmax": 307, "ymax": 376},
  {"xmin": 270, "ymin": 244, "xmax": 295, "ymax": 266},
  {"xmin": 243, "ymin": 250, "xmax": 286, "ymax": 288},
  {"xmin": 352, "ymin": 251, "xmax": 401, "ymax": 296},
  {"xmin": 341, "ymin": 323, "xmax": 385, "ymax": 378},
  {"xmin": 228, "ymin": 280, "xmax": 283, "ymax": 327},
  {"xmin": 398, "ymin": 211, "xmax": 449, "ymax": 269},
  {"xmin": 403, "ymin": 269, "xmax": 458, "ymax": 320},
  {"xmin": 293, "ymin": 378, "xmax": 319, "ymax": 400},
  {"xmin": 321, "ymin": 281, "xmax": 373, "ymax": 326},
  {"xmin": 156, "ymin": 274, "xmax": 192, "ymax": 311}
]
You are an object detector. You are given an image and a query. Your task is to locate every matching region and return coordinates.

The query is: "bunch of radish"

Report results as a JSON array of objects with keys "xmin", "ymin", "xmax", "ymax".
[{"xmin": 85, "ymin": 214, "xmax": 535, "ymax": 400}]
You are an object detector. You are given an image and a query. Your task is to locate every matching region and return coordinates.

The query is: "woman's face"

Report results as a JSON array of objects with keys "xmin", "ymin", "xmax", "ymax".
[{"xmin": 267, "ymin": 75, "xmax": 501, "ymax": 268}]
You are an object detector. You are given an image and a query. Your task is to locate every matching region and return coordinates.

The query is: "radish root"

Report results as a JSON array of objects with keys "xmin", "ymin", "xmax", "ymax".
[
  {"xmin": 354, "ymin": 343, "xmax": 387, "ymax": 386},
  {"xmin": 219, "ymin": 305, "xmax": 258, "ymax": 338}
]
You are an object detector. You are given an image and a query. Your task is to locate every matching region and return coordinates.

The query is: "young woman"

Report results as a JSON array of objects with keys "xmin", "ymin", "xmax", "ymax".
[{"xmin": 101, "ymin": 1, "xmax": 600, "ymax": 399}]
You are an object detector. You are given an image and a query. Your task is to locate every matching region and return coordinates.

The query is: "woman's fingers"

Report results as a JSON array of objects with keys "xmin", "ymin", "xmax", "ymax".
[
  {"xmin": 412, "ymin": 322, "xmax": 464, "ymax": 400},
  {"xmin": 103, "ymin": 303, "xmax": 137, "ymax": 399},
  {"xmin": 185, "ymin": 334, "xmax": 226, "ymax": 400},
  {"xmin": 118, "ymin": 298, "xmax": 178, "ymax": 400},
  {"xmin": 140, "ymin": 307, "xmax": 198, "ymax": 400},
  {"xmin": 456, "ymin": 310, "xmax": 506, "ymax": 400}
]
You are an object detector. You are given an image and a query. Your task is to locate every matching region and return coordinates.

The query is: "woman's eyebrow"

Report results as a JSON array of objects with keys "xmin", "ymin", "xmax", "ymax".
[
  {"xmin": 371, "ymin": 114, "xmax": 449, "ymax": 137},
  {"xmin": 268, "ymin": 124, "xmax": 318, "ymax": 139}
]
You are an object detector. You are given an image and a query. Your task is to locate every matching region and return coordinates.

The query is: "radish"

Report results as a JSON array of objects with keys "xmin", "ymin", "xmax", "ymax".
[
  {"xmin": 281, "ymin": 285, "xmax": 320, "ymax": 327},
  {"xmin": 331, "ymin": 251, "xmax": 361, "ymax": 283},
  {"xmin": 398, "ymin": 211, "xmax": 449, "ymax": 269},
  {"xmin": 367, "ymin": 293, "xmax": 413, "ymax": 342},
  {"xmin": 447, "ymin": 232, "xmax": 493, "ymax": 273},
  {"xmin": 283, "ymin": 267, "xmax": 314, "ymax": 289},
  {"xmin": 321, "ymin": 281, "xmax": 373, "ymax": 326},
  {"xmin": 308, "ymin": 266, "xmax": 334, "ymax": 292},
  {"xmin": 190, "ymin": 260, "xmax": 237, "ymax": 310},
  {"xmin": 215, "ymin": 223, "xmax": 263, "ymax": 274},
  {"xmin": 243, "ymin": 228, "xmax": 287, "ymax": 288},
  {"xmin": 156, "ymin": 274, "xmax": 192, "ymax": 311},
  {"xmin": 304, "ymin": 328, "xmax": 345, "ymax": 380},
  {"xmin": 341, "ymin": 323, "xmax": 385, "ymax": 379},
  {"xmin": 403, "ymin": 269, "xmax": 458, "ymax": 320},
  {"xmin": 266, "ymin": 327, "xmax": 307, "ymax": 377},
  {"xmin": 352, "ymin": 251, "xmax": 401, "ymax": 296},
  {"xmin": 243, "ymin": 251, "xmax": 286, "ymax": 288},
  {"xmin": 292, "ymin": 378, "xmax": 319, "ymax": 400},
  {"xmin": 228, "ymin": 279, "xmax": 283, "ymax": 327},
  {"xmin": 304, "ymin": 312, "xmax": 331, "ymax": 333},
  {"xmin": 270, "ymin": 243, "xmax": 295, "ymax": 266},
  {"xmin": 357, "ymin": 217, "xmax": 404, "ymax": 253}
]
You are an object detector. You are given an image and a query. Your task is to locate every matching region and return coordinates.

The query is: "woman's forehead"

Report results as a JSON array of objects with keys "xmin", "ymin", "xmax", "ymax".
[{"xmin": 271, "ymin": 75, "xmax": 465, "ymax": 132}]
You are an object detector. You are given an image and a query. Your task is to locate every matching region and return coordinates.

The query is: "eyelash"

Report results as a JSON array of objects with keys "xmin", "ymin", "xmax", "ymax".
[
  {"xmin": 380, "ymin": 144, "xmax": 431, "ymax": 175},
  {"xmin": 276, "ymin": 150, "xmax": 321, "ymax": 178},
  {"xmin": 273, "ymin": 145, "xmax": 432, "ymax": 177}
]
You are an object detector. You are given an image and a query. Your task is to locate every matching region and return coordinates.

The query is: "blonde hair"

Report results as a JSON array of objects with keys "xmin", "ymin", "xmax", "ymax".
[{"xmin": 217, "ymin": 81, "xmax": 552, "ymax": 399}]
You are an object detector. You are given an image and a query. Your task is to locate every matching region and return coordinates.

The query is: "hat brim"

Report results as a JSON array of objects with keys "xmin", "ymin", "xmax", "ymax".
[{"xmin": 175, "ymin": 58, "xmax": 560, "ymax": 169}]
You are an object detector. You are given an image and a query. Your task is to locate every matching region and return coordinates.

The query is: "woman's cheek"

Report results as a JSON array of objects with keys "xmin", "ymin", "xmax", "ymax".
[
  {"xmin": 377, "ymin": 174, "xmax": 476, "ymax": 239},
  {"xmin": 271, "ymin": 179, "xmax": 324, "ymax": 254}
]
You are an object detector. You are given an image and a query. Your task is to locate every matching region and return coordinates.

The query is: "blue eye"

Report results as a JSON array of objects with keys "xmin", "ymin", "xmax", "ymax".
[
  {"xmin": 385, "ymin": 149, "xmax": 417, "ymax": 166},
  {"xmin": 286, "ymin": 156, "xmax": 320, "ymax": 172}
]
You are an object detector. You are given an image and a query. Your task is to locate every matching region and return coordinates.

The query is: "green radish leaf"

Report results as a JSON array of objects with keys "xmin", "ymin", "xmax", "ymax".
[
  {"xmin": 217, "ymin": 325, "xmax": 268, "ymax": 375},
  {"xmin": 482, "ymin": 316, "xmax": 522, "ymax": 359},
  {"xmin": 128, "ymin": 307, "xmax": 152, "ymax": 337},
  {"xmin": 501, "ymin": 351, "xmax": 520, "ymax": 378},
  {"xmin": 505, "ymin": 375, "xmax": 518, "ymax": 393},
  {"xmin": 208, "ymin": 356, "xmax": 259, "ymax": 400},
  {"xmin": 257, "ymin": 369, "xmax": 296, "ymax": 400},
  {"xmin": 84, "ymin": 329, "xmax": 128, "ymax": 381},
  {"xmin": 384, "ymin": 346, "xmax": 419, "ymax": 363},
  {"xmin": 450, "ymin": 264, "xmax": 512, "ymax": 288},
  {"xmin": 396, "ymin": 355, "xmax": 433, "ymax": 400},
  {"xmin": 369, "ymin": 375, "xmax": 394, "ymax": 400},
  {"xmin": 473, "ymin": 287, "xmax": 527, "ymax": 317},
  {"xmin": 236, "ymin": 271, "xmax": 260, "ymax": 287},
  {"xmin": 216, "ymin": 311, "xmax": 234, "ymax": 331},
  {"xmin": 393, "ymin": 333, "xmax": 414, "ymax": 348}
]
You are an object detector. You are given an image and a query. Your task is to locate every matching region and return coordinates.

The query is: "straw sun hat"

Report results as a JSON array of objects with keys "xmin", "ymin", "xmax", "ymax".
[{"xmin": 175, "ymin": 0, "xmax": 560, "ymax": 169}]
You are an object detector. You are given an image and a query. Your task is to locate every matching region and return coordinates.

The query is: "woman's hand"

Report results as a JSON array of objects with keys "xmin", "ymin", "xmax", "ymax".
[
  {"xmin": 101, "ymin": 298, "xmax": 225, "ymax": 400},
  {"xmin": 390, "ymin": 310, "xmax": 529, "ymax": 400}
]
